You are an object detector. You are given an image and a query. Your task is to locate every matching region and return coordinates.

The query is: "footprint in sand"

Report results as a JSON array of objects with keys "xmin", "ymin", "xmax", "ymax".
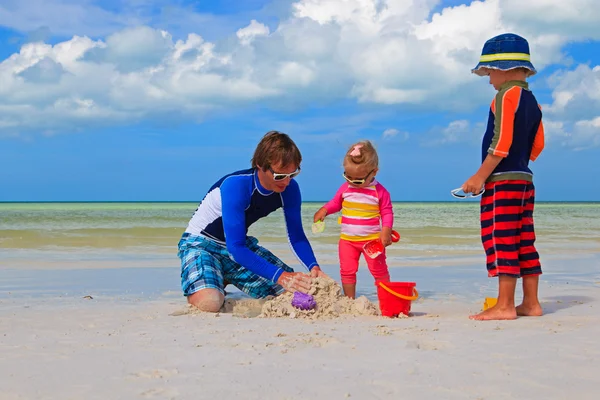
[
  {"xmin": 406, "ymin": 340, "xmax": 449, "ymax": 351},
  {"xmin": 140, "ymin": 387, "xmax": 180, "ymax": 398},
  {"xmin": 133, "ymin": 369, "xmax": 179, "ymax": 379},
  {"xmin": 280, "ymin": 334, "xmax": 340, "ymax": 349},
  {"xmin": 169, "ymin": 309, "xmax": 191, "ymax": 317}
]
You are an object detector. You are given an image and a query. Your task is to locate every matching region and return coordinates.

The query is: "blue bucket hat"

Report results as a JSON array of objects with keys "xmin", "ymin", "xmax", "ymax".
[{"xmin": 471, "ymin": 33, "xmax": 537, "ymax": 77}]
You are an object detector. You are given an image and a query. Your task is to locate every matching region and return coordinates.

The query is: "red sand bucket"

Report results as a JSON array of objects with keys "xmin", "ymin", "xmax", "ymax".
[
  {"xmin": 363, "ymin": 230, "xmax": 400, "ymax": 259},
  {"xmin": 376, "ymin": 281, "xmax": 418, "ymax": 317}
]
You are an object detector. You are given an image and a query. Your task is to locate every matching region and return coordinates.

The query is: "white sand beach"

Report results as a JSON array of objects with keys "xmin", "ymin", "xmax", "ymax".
[{"xmin": 1, "ymin": 256, "xmax": 599, "ymax": 400}]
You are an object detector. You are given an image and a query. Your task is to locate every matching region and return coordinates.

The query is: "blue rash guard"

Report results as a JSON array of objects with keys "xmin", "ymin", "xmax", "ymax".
[{"xmin": 184, "ymin": 168, "xmax": 319, "ymax": 283}]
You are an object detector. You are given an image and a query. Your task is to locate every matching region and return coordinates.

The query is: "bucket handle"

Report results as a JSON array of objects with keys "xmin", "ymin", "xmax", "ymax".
[{"xmin": 378, "ymin": 282, "xmax": 419, "ymax": 301}]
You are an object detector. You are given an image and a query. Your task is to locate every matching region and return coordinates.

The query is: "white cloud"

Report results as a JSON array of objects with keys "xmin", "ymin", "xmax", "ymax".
[
  {"xmin": 542, "ymin": 117, "xmax": 600, "ymax": 150},
  {"xmin": 442, "ymin": 120, "xmax": 472, "ymax": 143},
  {"xmin": 501, "ymin": 0, "xmax": 600, "ymax": 41},
  {"xmin": 237, "ymin": 20, "xmax": 270, "ymax": 46},
  {"xmin": 545, "ymin": 65, "xmax": 600, "ymax": 118},
  {"xmin": 1, "ymin": 0, "xmax": 600, "ymax": 134},
  {"xmin": 541, "ymin": 64, "xmax": 600, "ymax": 149},
  {"xmin": 17, "ymin": 57, "xmax": 66, "ymax": 83},
  {"xmin": 84, "ymin": 27, "xmax": 174, "ymax": 73},
  {"xmin": 382, "ymin": 128, "xmax": 408, "ymax": 141},
  {"xmin": 572, "ymin": 117, "xmax": 600, "ymax": 148},
  {"xmin": 383, "ymin": 128, "xmax": 400, "ymax": 138},
  {"xmin": 426, "ymin": 119, "xmax": 485, "ymax": 146},
  {"xmin": 541, "ymin": 119, "xmax": 569, "ymax": 142}
]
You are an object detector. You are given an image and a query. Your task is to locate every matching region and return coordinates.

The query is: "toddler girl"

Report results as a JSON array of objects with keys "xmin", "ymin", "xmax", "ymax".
[{"xmin": 313, "ymin": 140, "xmax": 394, "ymax": 298}]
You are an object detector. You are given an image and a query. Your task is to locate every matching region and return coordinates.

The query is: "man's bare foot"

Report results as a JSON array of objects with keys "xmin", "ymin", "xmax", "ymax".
[
  {"xmin": 516, "ymin": 302, "xmax": 543, "ymax": 317},
  {"xmin": 469, "ymin": 305, "xmax": 517, "ymax": 321}
]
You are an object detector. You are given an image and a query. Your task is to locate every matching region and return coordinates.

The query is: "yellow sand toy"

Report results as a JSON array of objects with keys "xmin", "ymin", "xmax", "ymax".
[
  {"xmin": 311, "ymin": 220, "xmax": 325, "ymax": 234},
  {"xmin": 483, "ymin": 297, "xmax": 498, "ymax": 310}
]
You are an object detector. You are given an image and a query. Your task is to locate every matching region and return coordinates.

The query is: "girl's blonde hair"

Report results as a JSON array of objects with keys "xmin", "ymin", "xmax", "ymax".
[{"xmin": 344, "ymin": 140, "xmax": 378, "ymax": 170}]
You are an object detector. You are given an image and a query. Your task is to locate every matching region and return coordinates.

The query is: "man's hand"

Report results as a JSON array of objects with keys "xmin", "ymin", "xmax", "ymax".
[
  {"xmin": 277, "ymin": 271, "xmax": 313, "ymax": 294},
  {"xmin": 310, "ymin": 265, "xmax": 328, "ymax": 279},
  {"xmin": 380, "ymin": 226, "xmax": 393, "ymax": 247},
  {"xmin": 313, "ymin": 207, "xmax": 327, "ymax": 223},
  {"xmin": 461, "ymin": 174, "xmax": 486, "ymax": 195}
]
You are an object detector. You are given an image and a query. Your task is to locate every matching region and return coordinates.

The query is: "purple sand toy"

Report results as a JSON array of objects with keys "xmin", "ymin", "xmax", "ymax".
[{"xmin": 291, "ymin": 292, "xmax": 317, "ymax": 310}]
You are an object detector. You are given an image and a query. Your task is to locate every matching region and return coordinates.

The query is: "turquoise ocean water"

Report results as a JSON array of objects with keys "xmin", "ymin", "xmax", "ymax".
[
  {"xmin": 1, "ymin": 202, "xmax": 599, "ymax": 300},
  {"xmin": 1, "ymin": 201, "xmax": 599, "ymax": 260}
]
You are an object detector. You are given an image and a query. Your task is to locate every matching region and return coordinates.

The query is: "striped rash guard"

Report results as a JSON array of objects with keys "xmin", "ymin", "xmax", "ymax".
[
  {"xmin": 184, "ymin": 168, "xmax": 319, "ymax": 283},
  {"xmin": 482, "ymin": 80, "xmax": 545, "ymax": 182},
  {"xmin": 322, "ymin": 180, "xmax": 394, "ymax": 242}
]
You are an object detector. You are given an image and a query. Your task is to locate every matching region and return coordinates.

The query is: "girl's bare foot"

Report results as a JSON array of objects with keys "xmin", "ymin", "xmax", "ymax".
[
  {"xmin": 516, "ymin": 302, "xmax": 543, "ymax": 317},
  {"xmin": 469, "ymin": 305, "xmax": 517, "ymax": 321}
]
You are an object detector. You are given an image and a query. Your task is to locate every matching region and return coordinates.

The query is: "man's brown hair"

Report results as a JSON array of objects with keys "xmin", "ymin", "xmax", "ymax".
[{"xmin": 251, "ymin": 131, "xmax": 302, "ymax": 171}]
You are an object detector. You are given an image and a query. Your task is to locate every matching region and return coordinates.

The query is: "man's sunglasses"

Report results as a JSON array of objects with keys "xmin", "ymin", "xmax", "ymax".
[
  {"xmin": 269, "ymin": 167, "xmax": 301, "ymax": 181},
  {"xmin": 343, "ymin": 169, "xmax": 374, "ymax": 185}
]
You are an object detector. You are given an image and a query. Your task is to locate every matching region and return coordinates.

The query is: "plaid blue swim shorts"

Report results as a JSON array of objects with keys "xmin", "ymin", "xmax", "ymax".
[{"xmin": 177, "ymin": 233, "xmax": 293, "ymax": 299}]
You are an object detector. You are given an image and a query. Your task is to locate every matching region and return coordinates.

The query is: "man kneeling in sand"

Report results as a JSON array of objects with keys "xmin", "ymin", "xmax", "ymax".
[{"xmin": 177, "ymin": 131, "xmax": 327, "ymax": 312}]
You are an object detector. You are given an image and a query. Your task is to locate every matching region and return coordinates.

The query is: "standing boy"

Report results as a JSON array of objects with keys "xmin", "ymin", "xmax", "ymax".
[{"xmin": 462, "ymin": 33, "xmax": 545, "ymax": 321}]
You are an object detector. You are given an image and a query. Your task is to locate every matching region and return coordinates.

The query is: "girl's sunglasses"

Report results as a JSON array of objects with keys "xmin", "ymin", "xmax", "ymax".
[
  {"xmin": 269, "ymin": 167, "xmax": 301, "ymax": 181},
  {"xmin": 343, "ymin": 169, "xmax": 374, "ymax": 185}
]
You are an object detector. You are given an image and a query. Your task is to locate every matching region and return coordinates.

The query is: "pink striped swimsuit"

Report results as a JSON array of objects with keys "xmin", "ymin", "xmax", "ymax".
[
  {"xmin": 323, "ymin": 180, "xmax": 394, "ymax": 241},
  {"xmin": 323, "ymin": 180, "xmax": 394, "ymax": 284}
]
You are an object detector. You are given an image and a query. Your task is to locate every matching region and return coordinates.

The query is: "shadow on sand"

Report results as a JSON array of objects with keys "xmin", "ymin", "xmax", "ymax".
[{"xmin": 542, "ymin": 295, "xmax": 596, "ymax": 314}]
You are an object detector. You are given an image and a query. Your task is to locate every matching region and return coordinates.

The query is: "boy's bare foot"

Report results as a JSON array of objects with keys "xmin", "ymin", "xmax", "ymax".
[
  {"xmin": 469, "ymin": 305, "xmax": 517, "ymax": 321},
  {"xmin": 516, "ymin": 302, "xmax": 543, "ymax": 317}
]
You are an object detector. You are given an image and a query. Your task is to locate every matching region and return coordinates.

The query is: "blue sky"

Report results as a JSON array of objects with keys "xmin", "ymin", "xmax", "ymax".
[{"xmin": 0, "ymin": 0, "xmax": 599, "ymax": 202}]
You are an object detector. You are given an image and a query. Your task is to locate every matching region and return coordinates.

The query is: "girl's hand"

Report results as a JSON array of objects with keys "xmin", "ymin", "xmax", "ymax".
[
  {"xmin": 313, "ymin": 207, "xmax": 327, "ymax": 223},
  {"xmin": 380, "ymin": 227, "xmax": 393, "ymax": 247}
]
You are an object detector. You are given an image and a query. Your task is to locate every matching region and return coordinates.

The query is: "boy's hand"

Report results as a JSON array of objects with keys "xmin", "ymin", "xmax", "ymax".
[
  {"xmin": 462, "ymin": 155, "xmax": 502, "ymax": 195},
  {"xmin": 380, "ymin": 227, "xmax": 393, "ymax": 247},
  {"xmin": 462, "ymin": 174, "xmax": 486, "ymax": 195},
  {"xmin": 313, "ymin": 207, "xmax": 327, "ymax": 223}
]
